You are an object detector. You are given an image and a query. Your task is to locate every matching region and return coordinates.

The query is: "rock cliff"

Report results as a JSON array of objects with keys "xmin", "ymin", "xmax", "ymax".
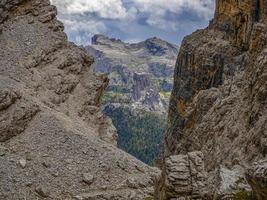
[
  {"xmin": 0, "ymin": 0, "xmax": 159, "ymax": 199},
  {"xmin": 158, "ymin": 0, "xmax": 267, "ymax": 199}
]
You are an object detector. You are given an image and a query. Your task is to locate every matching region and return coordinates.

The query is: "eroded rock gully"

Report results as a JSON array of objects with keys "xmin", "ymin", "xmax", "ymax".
[
  {"xmin": 0, "ymin": 0, "xmax": 160, "ymax": 199},
  {"xmin": 157, "ymin": 0, "xmax": 267, "ymax": 199}
]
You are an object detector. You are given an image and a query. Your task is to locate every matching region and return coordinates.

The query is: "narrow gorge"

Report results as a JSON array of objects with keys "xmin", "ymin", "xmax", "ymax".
[{"xmin": 0, "ymin": 0, "xmax": 266, "ymax": 200}]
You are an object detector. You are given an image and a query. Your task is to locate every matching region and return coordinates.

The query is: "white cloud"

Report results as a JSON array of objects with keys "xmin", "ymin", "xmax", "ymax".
[
  {"xmin": 52, "ymin": 0, "xmax": 214, "ymax": 22},
  {"xmin": 60, "ymin": 18, "xmax": 108, "ymax": 45},
  {"xmin": 52, "ymin": 0, "xmax": 132, "ymax": 20},
  {"xmin": 63, "ymin": 19, "xmax": 106, "ymax": 33},
  {"xmin": 51, "ymin": 0, "xmax": 215, "ymax": 44},
  {"xmin": 132, "ymin": 0, "xmax": 214, "ymax": 28},
  {"xmin": 133, "ymin": 0, "xmax": 214, "ymax": 17}
]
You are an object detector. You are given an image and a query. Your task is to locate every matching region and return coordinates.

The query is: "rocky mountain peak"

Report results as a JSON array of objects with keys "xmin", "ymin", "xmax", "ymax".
[
  {"xmin": 144, "ymin": 37, "xmax": 174, "ymax": 46},
  {"xmin": 86, "ymin": 35, "xmax": 178, "ymax": 113},
  {"xmin": 139, "ymin": 37, "xmax": 179, "ymax": 57},
  {"xmin": 90, "ymin": 34, "xmax": 179, "ymax": 58},
  {"xmin": 91, "ymin": 34, "xmax": 123, "ymax": 45}
]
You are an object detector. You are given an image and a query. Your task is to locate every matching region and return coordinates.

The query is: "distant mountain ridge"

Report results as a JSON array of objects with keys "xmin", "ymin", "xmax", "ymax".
[
  {"xmin": 86, "ymin": 35, "xmax": 179, "ymax": 164},
  {"xmin": 91, "ymin": 34, "xmax": 179, "ymax": 57},
  {"xmin": 86, "ymin": 34, "xmax": 179, "ymax": 113}
]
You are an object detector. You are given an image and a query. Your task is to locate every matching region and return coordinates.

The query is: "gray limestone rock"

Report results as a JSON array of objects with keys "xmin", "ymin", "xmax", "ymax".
[
  {"xmin": 161, "ymin": 0, "xmax": 267, "ymax": 198},
  {"xmin": 0, "ymin": 0, "xmax": 160, "ymax": 199},
  {"xmin": 82, "ymin": 173, "xmax": 94, "ymax": 185},
  {"xmin": 246, "ymin": 159, "xmax": 267, "ymax": 200},
  {"xmin": 155, "ymin": 151, "xmax": 208, "ymax": 199}
]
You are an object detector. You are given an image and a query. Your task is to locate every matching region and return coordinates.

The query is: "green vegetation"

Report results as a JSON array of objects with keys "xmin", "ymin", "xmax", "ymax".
[
  {"xmin": 102, "ymin": 85, "xmax": 131, "ymax": 105},
  {"xmin": 160, "ymin": 91, "xmax": 171, "ymax": 99},
  {"xmin": 106, "ymin": 85, "xmax": 130, "ymax": 93},
  {"xmin": 232, "ymin": 191, "xmax": 252, "ymax": 200},
  {"xmin": 104, "ymin": 106, "xmax": 166, "ymax": 165}
]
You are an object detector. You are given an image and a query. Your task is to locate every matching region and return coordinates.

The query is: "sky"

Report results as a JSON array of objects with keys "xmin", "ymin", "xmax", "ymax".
[{"xmin": 51, "ymin": 0, "xmax": 215, "ymax": 45}]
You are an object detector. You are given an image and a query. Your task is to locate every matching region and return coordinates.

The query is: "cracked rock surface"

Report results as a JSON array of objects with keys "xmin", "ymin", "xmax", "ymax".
[
  {"xmin": 0, "ymin": 0, "xmax": 160, "ymax": 199},
  {"xmin": 158, "ymin": 0, "xmax": 267, "ymax": 199}
]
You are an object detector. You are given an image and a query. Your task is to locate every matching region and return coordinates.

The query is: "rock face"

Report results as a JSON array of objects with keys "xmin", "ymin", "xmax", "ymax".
[
  {"xmin": 0, "ymin": 0, "xmax": 159, "ymax": 199},
  {"xmin": 159, "ymin": 0, "xmax": 267, "ymax": 198},
  {"xmin": 86, "ymin": 35, "xmax": 179, "ymax": 164},
  {"xmin": 246, "ymin": 159, "xmax": 267, "ymax": 200},
  {"xmin": 155, "ymin": 151, "xmax": 208, "ymax": 199}
]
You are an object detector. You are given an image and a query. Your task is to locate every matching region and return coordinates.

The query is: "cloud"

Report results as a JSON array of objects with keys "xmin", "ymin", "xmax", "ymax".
[
  {"xmin": 132, "ymin": 0, "xmax": 214, "ymax": 29},
  {"xmin": 52, "ymin": 0, "xmax": 134, "ymax": 20},
  {"xmin": 51, "ymin": 0, "xmax": 215, "ymax": 45},
  {"xmin": 63, "ymin": 18, "xmax": 107, "ymax": 45}
]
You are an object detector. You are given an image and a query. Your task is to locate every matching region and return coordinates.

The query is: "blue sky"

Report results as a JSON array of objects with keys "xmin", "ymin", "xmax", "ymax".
[{"xmin": 51, "ymin": 0, "xmax": 215, "ymax": 45}]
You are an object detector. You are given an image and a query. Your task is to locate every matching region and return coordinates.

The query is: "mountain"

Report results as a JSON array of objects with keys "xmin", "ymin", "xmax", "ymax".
[
  {"xmin": 156, "ymin": 0, "xmax": 267, "ymax": 199},
  {"xmin": 86, "ymin": 35, "xmax": 179, "ymax": 164},
  {"xmin": 87, "ymin": 34, "xmax": 179, "ymax": 113},
  {"xmin": 0, "ymin": 1, "xmax": 159, "ymax": 199},
  {"xmin": 2, "ymin": 0, "xmax": 267, "ymax": 199}
]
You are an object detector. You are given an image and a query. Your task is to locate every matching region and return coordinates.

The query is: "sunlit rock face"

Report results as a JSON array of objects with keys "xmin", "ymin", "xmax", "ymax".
[{"xmin": 158, "ymin": 0, "xmax": 267, "ymax": 199}]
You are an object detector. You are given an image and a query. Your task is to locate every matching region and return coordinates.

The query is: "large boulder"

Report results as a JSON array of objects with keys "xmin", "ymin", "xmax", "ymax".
[{"xmin": 155, "ymin": 151, "xmax": 208, "ymax": 199}]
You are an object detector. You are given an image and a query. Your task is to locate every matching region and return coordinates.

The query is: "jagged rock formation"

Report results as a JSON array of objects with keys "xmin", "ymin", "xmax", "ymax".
[
  {"xmin": 86, "ymin": 34, "xmax": 179, "ymax": 113},
  {"xmin": 158, "ymin": 0, "xmax": 267, "ymax": 199},
  {"xmin": 0, "ymin": 0, "xmax": 160, "ymax": 199},
  {"xmin": 86, "ymin": 35, "xmax": 179, "ymax": 164},
  {"xmin": 155, "ymin": 151, "xmax": 208, "ymax": 199}
]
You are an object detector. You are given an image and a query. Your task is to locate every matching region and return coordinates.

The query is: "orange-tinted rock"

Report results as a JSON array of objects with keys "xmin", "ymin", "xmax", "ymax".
[{"xmin": 161, "ymin": 0, "xmax": 267, "ymax": 198}]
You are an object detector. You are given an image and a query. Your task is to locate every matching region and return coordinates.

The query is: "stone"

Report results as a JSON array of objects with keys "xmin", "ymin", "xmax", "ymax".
[
  {"xmin": 35, "ymin": 186, "xmax": 49, "ymax": 198},
  {"xmin": 155, "ymin": 151, "xmax": 207, "ymax": 199},
  {"xmin": 82, "ymin": 173, "xmax": 94, "ymax": 185},
  {"xmin": 51, "ymin": 171, "xmax": 59, "ymax": 177},
  {"xmin": 26, "ymin": 182, "xmax": 32, "ymax": 187},
  {"xmin": 19, "ymin": 158, "xmax": 27, "ymax": 168},
  {"xmin": 27, "ymin": 17, "xmax": 34, "ymax": 24},
  {"xmin": 42, "ymin": 160, "xmax": 51, "ymax": 168}
]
